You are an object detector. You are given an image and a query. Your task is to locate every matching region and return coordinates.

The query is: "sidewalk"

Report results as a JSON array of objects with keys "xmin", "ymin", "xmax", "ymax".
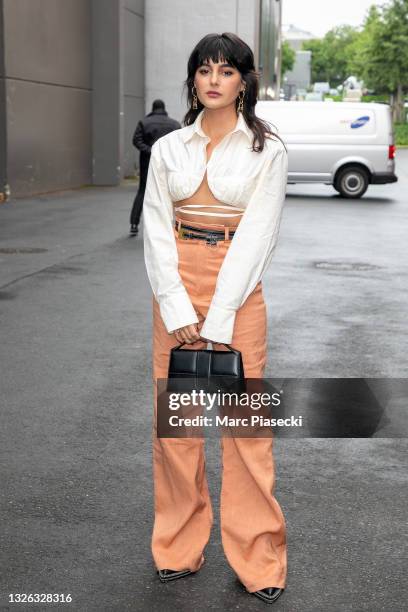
[{"xmin": 0, "ymin": 183, "xmax": 139, "ymax": 287}]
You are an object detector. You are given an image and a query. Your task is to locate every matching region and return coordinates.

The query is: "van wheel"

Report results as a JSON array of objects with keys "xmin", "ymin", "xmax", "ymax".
[{"xmin": 334, "ymin": 166, "xmax": 369, "ymax": 198}]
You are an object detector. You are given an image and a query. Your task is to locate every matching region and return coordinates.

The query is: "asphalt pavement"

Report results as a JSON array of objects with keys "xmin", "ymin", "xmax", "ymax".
[{"xmin": 1, "ymin": 154, "xmax": 407, "ymax": 611}]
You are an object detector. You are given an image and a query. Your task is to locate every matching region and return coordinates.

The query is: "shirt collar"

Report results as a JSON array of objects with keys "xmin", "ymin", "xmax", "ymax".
[{"xmin": 181, "ymin": 108, "xmax": 252, "ymax": 143}]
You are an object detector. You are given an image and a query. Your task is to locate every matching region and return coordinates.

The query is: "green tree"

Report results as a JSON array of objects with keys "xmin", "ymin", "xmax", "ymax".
[
  {"xmin": 302, "ymin": 25, "xmax": 359, "ymax": 86},
  {"xmin": 349, "ymin": 0, "xmax": 408, "ymax": 122},
  {"xmin": 346, "ymin": 5, "xmax": 381, "ymax": 79},
  {"xmin": 280, "ymin": 39, "xmax": 296, "ymax": 77}
]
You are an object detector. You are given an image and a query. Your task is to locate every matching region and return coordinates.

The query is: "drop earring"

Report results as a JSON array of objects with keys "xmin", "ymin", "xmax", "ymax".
[
  {"xmin": 192, "ymin": 84, "xmax": 198, "ymax": 110},
  {"xmin": 237, "ymin": 86, "xmax": 246, "ymax": 113}
]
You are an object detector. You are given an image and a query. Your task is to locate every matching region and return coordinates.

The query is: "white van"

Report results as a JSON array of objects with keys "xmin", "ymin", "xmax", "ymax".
[{"xmin": 255, "ymin": 101, "xmax": 398, "ymax": 198}]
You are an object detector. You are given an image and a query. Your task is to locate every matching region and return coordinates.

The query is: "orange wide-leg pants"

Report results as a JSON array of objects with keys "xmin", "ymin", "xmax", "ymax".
[{"xmin": 150, "ymin": 224, "xmax": 287, "ymax": 593}]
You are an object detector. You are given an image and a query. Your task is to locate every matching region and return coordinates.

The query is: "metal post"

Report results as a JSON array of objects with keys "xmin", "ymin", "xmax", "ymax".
[{"xmin": 258, "ymin": 0, "xmax": 282, "ymax": 101}]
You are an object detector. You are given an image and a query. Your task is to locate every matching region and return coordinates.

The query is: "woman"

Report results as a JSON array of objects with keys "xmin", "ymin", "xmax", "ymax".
[{"xmin": 143, "ymin": 32, "xmax": 289, "ymax": 605}]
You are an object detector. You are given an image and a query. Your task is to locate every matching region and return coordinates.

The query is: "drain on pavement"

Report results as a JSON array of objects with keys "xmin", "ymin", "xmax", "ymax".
[
  {"xmin": 0, "ymin": 247, "xmax": 48, "ymax": 254},
  {"xmin": 314, "ymin": 261, "xmax": 380, "ymax": 271}
]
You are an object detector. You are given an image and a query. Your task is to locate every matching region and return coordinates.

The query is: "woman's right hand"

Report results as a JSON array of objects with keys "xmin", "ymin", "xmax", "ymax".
[{"xmin": 173, "ymin": 323, "xmax": 201, "ymax": 345}]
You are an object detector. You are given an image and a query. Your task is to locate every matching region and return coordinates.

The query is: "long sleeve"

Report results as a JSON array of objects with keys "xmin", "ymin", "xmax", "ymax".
[
  {"xmin": 200, "ymin": 142, "xmax": 288, "ymax": 344},
  {"xmin": 133, "ymin": 121, "xmax": 152, "ymax": 154},
  {"xmin": 142, "ymin": 140, "xmax": 199, "ymax": 333}
]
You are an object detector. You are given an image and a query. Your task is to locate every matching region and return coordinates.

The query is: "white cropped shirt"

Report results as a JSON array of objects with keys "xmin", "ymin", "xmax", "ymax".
[{"xmin": 142, "ymin": 108, "xmax": 288, "ymax": 344}]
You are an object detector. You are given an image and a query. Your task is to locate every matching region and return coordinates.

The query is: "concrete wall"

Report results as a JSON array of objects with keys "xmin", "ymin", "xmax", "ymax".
[
  {"xmin": 0, "ymin": 1, "xmax": 7, "ymax": 198},
  {"xmin": 3, "ymin": 0, "xmax": 92, "ymax": 197},
  {"xmin": 1, "ymin": 0, "xmax": 144, "ymax": 197},
  {"xmin": 144, "ymin": 0, "xmax": 259, "ymax": 124},
  {"xmin": 1, "ymin": 0, "xmax": 261, "ymax": 196},
  {"xmin": 92, "ymin": 0, "xmax": 121, "ymax": 186},
  {"xmin": 92, "ymin": 0, "xmax": 144, "ymax": 185},
  {"xmin": 123, "ymin": 0, "xmax": 144, "ymax": 178}
]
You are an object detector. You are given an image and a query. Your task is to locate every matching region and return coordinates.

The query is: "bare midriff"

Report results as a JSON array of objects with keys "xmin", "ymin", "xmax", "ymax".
[{"xmin": 172, "ymin": 139, "xmax": 244, "ymax": 229}]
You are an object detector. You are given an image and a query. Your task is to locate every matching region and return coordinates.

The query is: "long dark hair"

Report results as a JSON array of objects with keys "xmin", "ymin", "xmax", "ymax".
[{"xmin": 182, "ymin": 32, "xmax": 287, "ymax": 154}]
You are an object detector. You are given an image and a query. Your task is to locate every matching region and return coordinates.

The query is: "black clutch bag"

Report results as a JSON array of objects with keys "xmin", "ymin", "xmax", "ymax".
[{"xmin": 166, "ymin": 341, "xmax": 245, "ymax": 393}]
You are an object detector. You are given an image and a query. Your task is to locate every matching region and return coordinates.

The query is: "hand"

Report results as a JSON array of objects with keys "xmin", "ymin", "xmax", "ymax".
[{"xmin": 173, "ymin": 323, "xmax": 201, "ymax": 345}]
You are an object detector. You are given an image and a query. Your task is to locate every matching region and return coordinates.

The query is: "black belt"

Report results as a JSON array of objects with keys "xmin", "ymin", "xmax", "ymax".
[
  {"xmin": 174, "ymin": 221, "xmax": 236, "ymax": 244},
  {"xmin": 174, "ymin": 221, "xmax": 235, "ymax": 244}
]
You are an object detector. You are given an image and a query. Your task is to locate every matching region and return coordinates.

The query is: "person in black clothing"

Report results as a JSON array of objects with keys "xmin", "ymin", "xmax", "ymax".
[{"xmin": 130, "ymin": 100, "xmax": 181, "ymax": 235}]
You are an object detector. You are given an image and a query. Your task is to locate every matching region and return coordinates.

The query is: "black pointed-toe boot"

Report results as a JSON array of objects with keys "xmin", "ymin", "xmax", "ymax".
[
  {"xmin": 251, "ymin": 586, "xmax": 284, "ymax": 604},
  {"xmin": 157, "ymin": 568, "xmax": 194, "ymax": 583}
]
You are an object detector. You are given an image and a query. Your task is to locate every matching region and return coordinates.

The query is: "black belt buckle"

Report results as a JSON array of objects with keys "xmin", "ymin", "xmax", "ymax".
[{"xmin": 178, "ymin": 226, "xmax": 192, "ymax": 240}]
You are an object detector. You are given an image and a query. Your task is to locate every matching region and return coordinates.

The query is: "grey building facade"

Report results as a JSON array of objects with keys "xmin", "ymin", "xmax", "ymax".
[
  {"xmin": 281, "ymin": 23, "xmax": 317, "ymax": 98},
  {"xmin": 0, "ymin": 0, "xmax": 144, "ymax": 198},
  {"xmin": 0, "ymin": 0, "xmax": 281, "ymax": 199},
  {"xmin": 283, "ymin": 50, "xmax": 312, "ymax": 98}
]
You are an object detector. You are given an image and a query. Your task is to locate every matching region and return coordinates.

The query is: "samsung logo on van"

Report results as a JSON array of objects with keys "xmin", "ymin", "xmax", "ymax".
[
  {"xmin": 351, "ymin": 116, "xmax": 370, "ymax": 128},
  {"xmin": 340, "ymin": 115, "xmax": 370, "ymax": 130},
  {"xmin": 339, "ymin": 115, "xmax": 371, "ymax": 129}
]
